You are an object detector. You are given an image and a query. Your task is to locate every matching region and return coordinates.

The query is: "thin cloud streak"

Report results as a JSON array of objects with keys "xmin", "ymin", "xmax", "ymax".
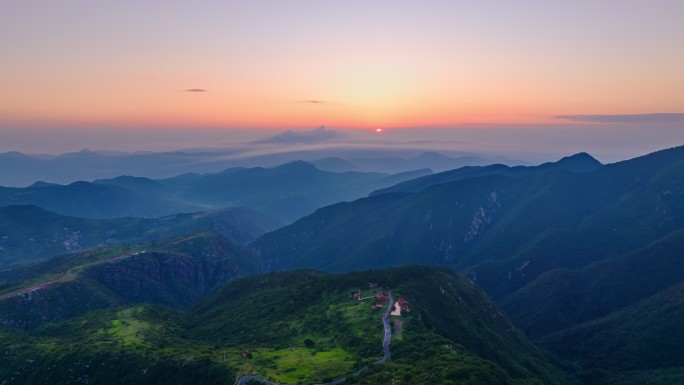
[
  {"xmin": 184, "ymin": 89, "xmax": 207, "ymax": 92},
  {"xmin": 556, "ymin": 113, "xmax": 684, "ymax": 123}
]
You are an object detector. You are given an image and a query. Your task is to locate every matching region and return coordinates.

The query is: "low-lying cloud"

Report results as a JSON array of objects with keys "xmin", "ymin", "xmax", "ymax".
[
  {"xmin": 253, "ymin": 126, "xmax": 342, "ymax": 144},
  {"xmin": 556, "ymin": 113, "xmax": 684, "ymax": 123},
  {"xmin": 184, "ymin": 88, "xmax": 207, "ymax": 92}
]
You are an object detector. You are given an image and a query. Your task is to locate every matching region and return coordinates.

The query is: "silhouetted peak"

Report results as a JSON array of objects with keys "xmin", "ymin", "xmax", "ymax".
[
  {"xmin": 560, "ymin": 152, "xmax": 600, "ymax": 163},
  {"xmin": 28, "ymin": 181, "xmax": 59, "ymax": 188},
  {"xmin": 414, "ymin": 151, "xmax": 451, "ymax": 161},
  {"xmin": 274, "ymin": 160, "xmax": 318, "ymax": 172},
  {"xmin": 540, "ymin": 152, "xmax": 602, "ymax": 172},
  {"xmin": 311, "ymin": 157, "xmax": 359, "ymax": 172},
  {"xmin": 0, "ymin": 151, "xmax": 32, "ymax": 159}
]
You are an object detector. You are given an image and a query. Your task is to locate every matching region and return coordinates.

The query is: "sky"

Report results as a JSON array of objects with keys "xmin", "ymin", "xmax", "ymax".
[{"xmin": 1, "ymin": 1, "xmax": 683, "ymax": 161}]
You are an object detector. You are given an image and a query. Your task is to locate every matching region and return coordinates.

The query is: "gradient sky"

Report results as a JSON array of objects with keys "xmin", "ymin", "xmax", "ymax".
[{"xmin": 1, "ymin": 1, "xmax": 683, "ymax": 158}]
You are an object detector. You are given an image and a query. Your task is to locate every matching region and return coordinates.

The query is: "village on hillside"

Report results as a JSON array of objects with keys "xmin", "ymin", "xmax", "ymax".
[{"xmin": 352, "ymin": 281, "xmax": 411, "ymax": 315}]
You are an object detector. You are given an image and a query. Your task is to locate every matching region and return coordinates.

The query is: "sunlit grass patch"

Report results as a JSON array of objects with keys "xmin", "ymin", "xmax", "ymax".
[
  {"xmin": 105, "ymin": 307, "xmax": 156, "ymax": 349},
  {"xmin": 249, "ymin": 347, "xmax": 354, "ymax": 385}
]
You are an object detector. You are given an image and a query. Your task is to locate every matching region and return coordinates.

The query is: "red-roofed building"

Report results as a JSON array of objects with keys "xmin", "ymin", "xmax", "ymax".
[{"xmin": 396, "ymin": 297, "xmax": 411, "ymax": 312}]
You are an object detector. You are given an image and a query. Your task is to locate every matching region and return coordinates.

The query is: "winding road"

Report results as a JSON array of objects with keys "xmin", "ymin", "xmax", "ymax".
[
  {"xmin": 375, "ymin": 291, "xmax": 394, "ymax": 364},
  {"xmin": 235, "ymin": 291, "xmax": 394, "ymax": 385},
  {"xmin": 236, "ymin": 376, "xmax": 279, "ymax": 385}
]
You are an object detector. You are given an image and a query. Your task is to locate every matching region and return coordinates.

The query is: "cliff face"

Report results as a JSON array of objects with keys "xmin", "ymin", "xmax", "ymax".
[
  {"xmin": 89, "ymin": 250, "xmax": 243, "ymax": 308},
  {"xmin": 0, "ymin": 233, "xmax": 261, "ymax": 330}
]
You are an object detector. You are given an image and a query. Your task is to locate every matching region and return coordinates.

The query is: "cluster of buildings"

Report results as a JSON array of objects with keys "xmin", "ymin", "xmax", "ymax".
[
  {"xmin": 395, "ymin": 297, "xmax": 410, "ymax": 313},
  {"xmin": 373, "ymin": 291, "xmax": 388, "ymax": 309},
  {"xmin": 351, "ymin": 282, "xmax": 411, "ymax": 314}
]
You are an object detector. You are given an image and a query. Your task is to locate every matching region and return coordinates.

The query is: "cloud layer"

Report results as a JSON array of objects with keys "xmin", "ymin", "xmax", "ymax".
[{"xmin": 253, "ymin": 126, "xmax": 341, "ymax": 144}]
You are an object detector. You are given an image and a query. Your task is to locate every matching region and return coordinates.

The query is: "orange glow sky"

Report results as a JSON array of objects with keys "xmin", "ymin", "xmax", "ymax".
[{"xmin": 2, "ymin": 1, "xmax": 682, "ymax": 134}]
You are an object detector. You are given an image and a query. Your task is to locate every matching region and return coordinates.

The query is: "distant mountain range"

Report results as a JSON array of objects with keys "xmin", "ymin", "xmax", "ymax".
[
  {"xmin": 0, "ymin": 148, "xmax": 523, "ymax": 187},
  {"xmin": 0, "ymin": 161, "xmax": 432, "ymax": 223},
  {"xmin": 312, "ymin": 151, "xmax": 519, "ymax": 174}
]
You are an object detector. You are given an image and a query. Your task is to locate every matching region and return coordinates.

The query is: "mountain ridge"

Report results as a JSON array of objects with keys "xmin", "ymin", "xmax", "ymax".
[{"xmin": 370, "ymin": 152, "xmax": 601, "ymax": 196}]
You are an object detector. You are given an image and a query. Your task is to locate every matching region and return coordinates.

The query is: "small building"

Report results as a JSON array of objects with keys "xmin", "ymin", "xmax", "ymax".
[
  {"xmin": 397, "ymin": 297, "xmax": 411, "ymax": 312},
  {"xmin": 353, "ymin": 291, "xmax": 362, "ymax": 300},
  {"xmin": 376, "ymin": 291, "xmax": 388, "ymax": 300},
  {"xmin": 368, "ymin": 281, "xmax": 379, "ymax": 288},
  {"xmin": 242, "ymin": 351, "xmax": 252, "ymax": 359}
]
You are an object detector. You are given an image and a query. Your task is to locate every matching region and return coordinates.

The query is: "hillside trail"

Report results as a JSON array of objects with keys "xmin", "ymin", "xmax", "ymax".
[
  {"xmin": 0, "ymin": 234, "xmax": 203, "ymax": 300},
  {"xmin": 0, "ymin": 251, "xmax": 135, "ymax": 300}
]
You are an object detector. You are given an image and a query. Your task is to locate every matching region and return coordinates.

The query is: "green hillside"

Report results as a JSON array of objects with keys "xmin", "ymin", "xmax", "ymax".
[
  {"xmin": 548, "ymin": 279, "xmax": 684, "ymax": 370},
  {"xmin": 0, "ymin": 267, "xmax": 573, "ymax": 385},
  {"xmin": 500, "ymin": 228, "xmax": 684, "ymax": 337},
  {"xmin": 494, "ymin": 228, "xmax": 684, "ymax": 384}
]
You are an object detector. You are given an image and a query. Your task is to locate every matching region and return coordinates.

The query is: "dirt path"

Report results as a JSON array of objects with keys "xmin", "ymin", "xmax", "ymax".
[
  {"xmin": 0, "ymin": 251, "xmax": 139, "ymax": 300},
  {"xmin": 167, "ymin": 234, "xmax": 203, "ymax": 245},
  {"xmin": 0, "ymin": 234, "xmax": 203, "ymax": 301}
]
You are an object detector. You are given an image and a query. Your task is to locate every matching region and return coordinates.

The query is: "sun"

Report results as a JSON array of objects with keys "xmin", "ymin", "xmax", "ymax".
[{"xmin": 375, "ymin": 128, "xmax": 383, "ymax": 134}]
